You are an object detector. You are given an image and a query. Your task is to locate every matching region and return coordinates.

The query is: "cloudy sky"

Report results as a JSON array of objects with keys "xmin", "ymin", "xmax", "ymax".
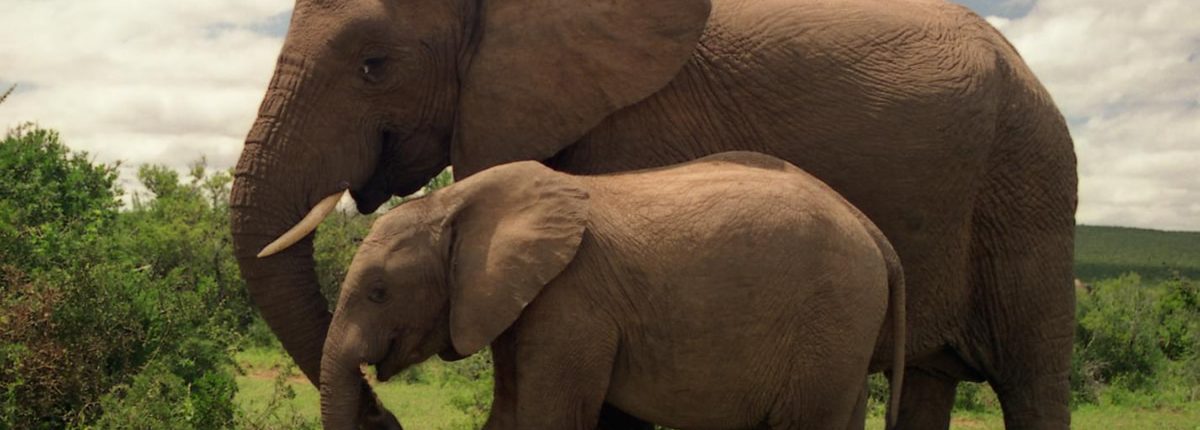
[{"xmin": 1, "ymin": 0, "xmax": 1197, "ymax": 231}]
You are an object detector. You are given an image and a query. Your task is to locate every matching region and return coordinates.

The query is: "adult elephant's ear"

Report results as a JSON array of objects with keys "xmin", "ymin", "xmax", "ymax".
[
  {"xmin": 440, "ymin": 161, "xmax": 589, "ymax": 356},
  {"xmin": 452, "ymin": 0, "xmax": 712, "ymax": 177}
]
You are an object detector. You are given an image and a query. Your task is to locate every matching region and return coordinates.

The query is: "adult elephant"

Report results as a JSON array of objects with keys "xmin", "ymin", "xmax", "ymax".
[{"xmin": 230, "ymin": 0, "xmax": 1077, "ymax": 428}]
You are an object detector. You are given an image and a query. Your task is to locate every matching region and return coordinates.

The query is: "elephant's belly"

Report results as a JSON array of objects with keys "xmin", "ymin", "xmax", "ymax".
[
  {"xmin": 604, "ymin": 359, "xmax": 781, "ymax": 429},
  {"xmin": 601, "ymin": 317, "xmax": 880, "ymax": 428}
]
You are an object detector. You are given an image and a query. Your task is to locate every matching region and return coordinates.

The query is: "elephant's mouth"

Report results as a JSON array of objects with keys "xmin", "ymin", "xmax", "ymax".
[
  {"xmin": 350, "ymin": 130, "xmax": 402, "ymax": 214},
  {"xmin": 372, "ymin": 336, "xmax": 404, "ymax": 382},
  {"xmin": 350, "ymin": 129, "xmax": 449, "ymax": 215}
]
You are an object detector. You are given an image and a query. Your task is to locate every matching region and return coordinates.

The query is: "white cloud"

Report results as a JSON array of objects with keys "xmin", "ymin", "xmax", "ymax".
[
  {"xmin": 0, "ymin": 0, "xmax": 291, "ymax": 197},
  {"xmin": 988, "ymin": 0, "xmax": 1200, "ymax": 231}
]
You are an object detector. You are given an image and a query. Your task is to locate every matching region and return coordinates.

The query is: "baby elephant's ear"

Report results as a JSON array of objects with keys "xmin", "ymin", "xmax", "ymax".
[{"xmin": 443, "ymin": 162, "xmax": 589, "ymax": 356}]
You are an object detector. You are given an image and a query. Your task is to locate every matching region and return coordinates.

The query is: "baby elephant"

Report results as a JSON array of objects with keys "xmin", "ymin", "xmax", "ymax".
[{"xmin": 320, "ymin": 152, "xmax": 905, "ymax": 430}]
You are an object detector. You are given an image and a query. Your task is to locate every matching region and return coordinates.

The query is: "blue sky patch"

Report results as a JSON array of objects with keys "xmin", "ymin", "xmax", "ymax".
[
  {"xmin": 228, "ymin": 3, "xmax": 1032, "ymax": 39},
  {"xmin": 249, "ymin": 10, "xmax": 292, "ymax": 38},
  {"xmin": 0, "ymin": 80, "xmax": 37, "ymax": 94},
  {"xmin": 952, "ymin": 0, "xmax": 1036, "ymax": 19}
]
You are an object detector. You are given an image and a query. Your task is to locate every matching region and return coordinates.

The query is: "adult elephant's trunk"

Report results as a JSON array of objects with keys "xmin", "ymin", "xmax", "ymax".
[{"xmin": 230, "ymin": 53, "xmax": 336, "ymax": 386}]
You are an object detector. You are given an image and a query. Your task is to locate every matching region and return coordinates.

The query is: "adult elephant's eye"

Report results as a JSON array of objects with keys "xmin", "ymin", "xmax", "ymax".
[{"xmin": 361, "ymin": 57, "xmax": 387, "ymax": 83}]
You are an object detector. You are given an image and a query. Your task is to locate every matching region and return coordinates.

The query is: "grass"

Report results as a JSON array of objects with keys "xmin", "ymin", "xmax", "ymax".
[
  {"xmin": 234, "ymin": 347, "xmax": 475, "ymax": 429},
  {"xmin": 235, "ymin": 348, "xmax": 1200, "ymax": 430},
  {"xmin": 862, "ymin": 403, "xmax": 1200, "ymax": 429}
]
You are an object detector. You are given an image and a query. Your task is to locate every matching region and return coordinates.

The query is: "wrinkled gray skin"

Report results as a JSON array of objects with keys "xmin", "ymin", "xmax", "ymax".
[
  {"xmin": 230, "ymin": 0, "xmax": 1076, "ymax": 428},
  {"xmin": 321, "ymin": 153, "xmax": 907, "ymax": 430}
]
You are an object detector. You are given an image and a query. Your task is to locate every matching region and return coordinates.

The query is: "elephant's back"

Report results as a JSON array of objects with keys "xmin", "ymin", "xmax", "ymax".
[
  {"xmin": 579, "ymin": 152, "xmax": 871, "ymax": 241},
  {"xmin": 576, "ymin": 155, "xmax": 892, "ymax": 428},
  {"xmin": 578, "ymin": 151, "xmax": 889, "ymax": 302}
]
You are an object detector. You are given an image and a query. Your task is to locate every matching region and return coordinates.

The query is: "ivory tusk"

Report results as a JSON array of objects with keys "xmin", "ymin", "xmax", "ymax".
[{"xmin": 257, "ymin": 190, "xmax": 346, "ymax": 258}]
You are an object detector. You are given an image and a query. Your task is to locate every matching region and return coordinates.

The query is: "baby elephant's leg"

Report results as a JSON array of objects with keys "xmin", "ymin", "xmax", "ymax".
[
  {"xmin": 491, "ymin": 302, "xmax": 620, "ymax": 430},
  {"xmin": 844, "ymin": 381, "xmax": 869, "ymax": 430}
]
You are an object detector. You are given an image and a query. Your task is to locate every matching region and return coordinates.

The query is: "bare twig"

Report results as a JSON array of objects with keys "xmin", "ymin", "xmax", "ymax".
[{"xmin": 0, "ymin": 84, "xmax": 14, "ymax": 105}]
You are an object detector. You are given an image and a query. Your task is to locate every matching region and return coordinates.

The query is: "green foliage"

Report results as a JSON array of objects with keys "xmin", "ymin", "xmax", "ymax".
[
  {"xmin": 1076, "ymin": 275, "xmax": 1166, "ymax": 391},
  {"xmin": 1075, "ymin": 225, "xmax": 1200, "ymax": 282},
  {"xmin": 1156, "ymin": 277, "xmax": 1200, "ymax": 360},
  {"xmin": 0, "ymin": 128, "xmax": 246, "ymax": 428},
  {"xmin": 0, "ymin": 123, "xmax": 120, "ymax": 271},
  {"xmin": 93, "ymin": 359, "xmax": 238, "ymax": 430},
  {"xmin": 1073, "ymin": 274, "xmax": 1200, "ymax": 404},
  {"xmin": 953, "ymin": 381, "xmax": 1000, "ymax": 413},
  {"xmin": 440, "ymin": 351, "xmax": 494, "ymax": 430}
]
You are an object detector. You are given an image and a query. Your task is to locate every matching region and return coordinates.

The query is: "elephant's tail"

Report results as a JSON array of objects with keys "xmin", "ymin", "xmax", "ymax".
[
  {"xmin": 832, "ymin": 193, "xmax": 907, "ymax": 428},
  {"xmin": 876, "ymin": 232, "xmax": 906, "ymax": 430},
  {"xmin": 849, "ymin": 208, "xmax": 907, "ymax": 429}
]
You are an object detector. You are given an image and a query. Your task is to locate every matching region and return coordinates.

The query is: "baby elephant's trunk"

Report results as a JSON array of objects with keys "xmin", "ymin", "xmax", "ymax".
[
  {"xmin": 320, "ymin": 313, "xmax": 405, "ymax": 430},
  {"xmin": 321, "ymin": 316, "xmax": 369, "ymax": 430}
]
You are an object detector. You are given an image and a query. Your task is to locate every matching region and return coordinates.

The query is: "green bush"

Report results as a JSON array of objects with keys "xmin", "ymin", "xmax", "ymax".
[
  {"xmin": 1072, "ymin": 274, "xmax": 1200, "ymax": 404},
  {"xmin": 92, "ymin": 359, "xmax": 237, "ymax": 430},
  {"xmin": 0, "ymin": 126, "xmax": 244, "ymax": 428},
  {"xmin": 0, "ymin": 123, "xmax": 120, "ymax": 273},
  {"xmin": 439, "ymin": 351, "xmax": 494, "ymax": 430},
  {"xmin": 1075, "ymin": 274, "xmax": 1166, "ymax": 393}
]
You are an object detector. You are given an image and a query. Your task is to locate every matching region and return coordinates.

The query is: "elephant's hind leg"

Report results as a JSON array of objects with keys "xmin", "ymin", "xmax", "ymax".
[
  {"xmin": 961, "ymin": 122, "xmax": 1076, "ymax": 429},
  {"xmin": 843, "ymin": 382, "xmax": 868, "ymax": 430},
  {"xmin": 964, "ymin": 226, "xmax": 1074, "ymax": 430},
  {"xmin": 893, "ymin": 365, "xmax": 959, "ymax": 429},
  {"xmin": 964, "ymin": 218, "xmax": 1074, "ymax": 430}
]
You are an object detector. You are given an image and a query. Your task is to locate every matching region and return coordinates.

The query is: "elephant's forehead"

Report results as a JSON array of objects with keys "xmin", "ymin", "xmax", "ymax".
[{"xmin": 365, "ymin": 210, "xmax": 434, "ymax": 247}]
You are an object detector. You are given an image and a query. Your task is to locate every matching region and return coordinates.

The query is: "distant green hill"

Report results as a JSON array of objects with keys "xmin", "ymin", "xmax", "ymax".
[{"xmin": 1074, "ymin": 225, "xmax": 1200, "ymax": 282}]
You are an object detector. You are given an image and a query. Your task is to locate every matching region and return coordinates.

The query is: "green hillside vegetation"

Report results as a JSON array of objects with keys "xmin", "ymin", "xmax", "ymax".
[
  {"xmin": 2, "ymin": 124, "xmax": 1198, "ymax": 428},
  {"xmin": 1075, "ymin": 225, "xmax": 1200, "ymax": 282}
]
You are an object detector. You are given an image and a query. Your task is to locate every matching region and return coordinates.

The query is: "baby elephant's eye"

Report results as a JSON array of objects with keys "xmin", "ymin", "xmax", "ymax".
[{"xmin": 367, "ymin": 286, "xmax": 387, "ymax": 304}]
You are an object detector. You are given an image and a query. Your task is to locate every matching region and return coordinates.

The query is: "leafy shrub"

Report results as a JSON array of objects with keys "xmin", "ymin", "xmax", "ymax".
[
  {"xmin": 1074, "ymin": 274, "xmax": 1166, "ymax": 392},
  {"xmin": 1155, "ymin": 276, "xmax": 1200, "ymax": 360},
  {"xmin": 0, "ymin": 123, "xmax": 120, "ymax": 272},
  {"xmin": 954, "ymin": 382, "xmax": 1000, "ymax": 413},
  {"xmin": 1072, "ymin": 274, "xmax": 1200, "ymax": 404},
  {"xmin": 440, "ymin": 351, "xmax": 494, "ymax": 430},
  {"xmin": 0, "ymin": 127, "xmax": 244, "ymax": 428},
  {"xmin": 92, "ymin": 359, "xmax": 237, "ymax": 430}
]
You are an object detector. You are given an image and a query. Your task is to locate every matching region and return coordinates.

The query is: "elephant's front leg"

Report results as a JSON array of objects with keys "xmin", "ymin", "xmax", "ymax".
[{"xmin": 486, "ymin": 303, "xmax": 620, "ymax": 429}]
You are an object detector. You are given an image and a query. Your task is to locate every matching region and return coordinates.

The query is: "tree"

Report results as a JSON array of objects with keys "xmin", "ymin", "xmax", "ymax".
[
  {"xmin": 0, "ymin": 123, "xmax": 121, "ymax": 271},
  {"xmin": 0, "ymin": 128, "xmax": 241, "ymax": 428}
]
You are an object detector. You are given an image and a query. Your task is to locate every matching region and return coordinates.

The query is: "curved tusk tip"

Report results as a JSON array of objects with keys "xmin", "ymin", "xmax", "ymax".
[{"xmin": 253, "ymin": 190, "xmax": 347, "ymax": 259}]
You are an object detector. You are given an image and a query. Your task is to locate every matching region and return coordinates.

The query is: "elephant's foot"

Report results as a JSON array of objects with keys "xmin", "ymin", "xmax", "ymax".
[
  {"xmin": 988, "ymin": 339, "xmax": 1072, "ymax": 430},
  {"xmin": 992, "ymin": 375, "xmax": 1071, "ymax": 430}
]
